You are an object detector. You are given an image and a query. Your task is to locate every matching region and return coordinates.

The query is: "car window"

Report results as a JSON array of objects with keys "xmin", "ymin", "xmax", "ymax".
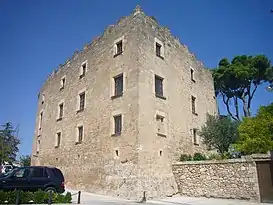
[
  {"xmin": 31, "ymin": 167, "xmax": 44, "ymax": 177},
  {"xmin": 0, "ymin": 169, "xmax": 14, "ymax": 177},
  {"xmin": 13, "ymin": 168, "xmax": 30, "ymax": 179},
  {"xmin": 44, "ymin": 168, "xmax": 49, "ymax": 178},
  {"xmin": 51, "ymin": 168, "xmax": 64, "ymax": 181}
]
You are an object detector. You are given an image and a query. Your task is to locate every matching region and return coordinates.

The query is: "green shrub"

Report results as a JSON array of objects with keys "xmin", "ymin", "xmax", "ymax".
[
  {"xmin": 193, "ymin": 153, "xmax": 206, "ymax": 161},
  {"xmin": 62, "ymin": 192, "xmax": 72, "ymax": 203},
  {"xmin": 19, "ymin": 191, "xmax": 34, "ymax": 204},
  {"xmin": 32, "ymin": 190, "xmax": 49, "ymax": 204},
  {"xmin": 0, "ymin": 190, "xmax": 72, "ymax": 204},
  {"xmin": 5, "ymin": 190, "xmax": 16, "ymax": 204},
  {"xmin": 207, "ymin": 153, "xmax": 222, "ymax": 160},
  {"xmin": 0, "ymin": 191, "xmax": 7, "ymax": 204},
  {"xmin": 221, "ymin": 152, "xmax": 232, "ymax": 159},
  {"xmin": 179, "ymin": 154, "xmax": 192, "ymax": 161}
]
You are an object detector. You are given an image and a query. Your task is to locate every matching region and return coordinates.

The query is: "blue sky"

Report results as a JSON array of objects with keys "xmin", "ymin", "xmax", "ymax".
[{"xmin": 0, "ymin": 0, "xmax": 272, "ymax": 157}]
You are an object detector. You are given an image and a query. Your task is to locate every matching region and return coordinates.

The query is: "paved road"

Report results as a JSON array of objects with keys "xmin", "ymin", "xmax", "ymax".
[{"xmin": 68, "ymin": 190, "xmax": 273, "ymax": 205}]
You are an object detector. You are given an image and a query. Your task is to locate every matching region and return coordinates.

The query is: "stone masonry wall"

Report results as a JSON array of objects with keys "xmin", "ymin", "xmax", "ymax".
[
  {"xmin": 31, "ymin": 9, "xmax": 141, "ymax": 200},
  {"xmin": 172, "ymin": 159, "xmax": 260, "ymax": 202},
  {"xmin": 31, "ymin": 5, "xmax": 217, "ymax": 200}
]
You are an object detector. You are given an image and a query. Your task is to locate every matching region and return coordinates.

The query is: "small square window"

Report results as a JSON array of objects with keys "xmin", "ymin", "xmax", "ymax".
[
  {"xmin": 113, "ymin": 115, "xmax": 122, "ymax": 136},
  {"xmin": 193, "ymin": 129, "xmax": 199, "ymax": 145},
  {"xmin": 77, "ymin": 126, "xmax": 83, "ymax": 144},
  {"xmin": 55, "ymin": 132, "xmax": 61, "ymax": 148},
  {"xmin": 156, "ymin": 115, "xmax": 164, "ymax": 122},
  {"xmin": 191, "ymin": 96, "xmax": 197, "ymax": 115}
]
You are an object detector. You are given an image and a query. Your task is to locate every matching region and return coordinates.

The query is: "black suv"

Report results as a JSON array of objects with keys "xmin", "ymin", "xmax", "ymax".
[{"xmin": 0, "ymin": 166, "xmax": 65, "ymax": 193}]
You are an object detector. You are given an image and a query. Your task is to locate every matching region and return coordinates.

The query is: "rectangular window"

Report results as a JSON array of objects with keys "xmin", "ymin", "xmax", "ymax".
[
  {"xmin": 114, "ymin": 74, "xmax": 123, "ymax": 97},
  {"xmin": 41, "ymin": 94, "xmax": 45, "ymax": 104},
  {"xmin": 77, "ymin": 126, "xmax": 83, "ymax": 143},
  {"xmin": 79, "ymin": 92, "xmax": 85, "ymax": 112},
  {"xmin": 116, "ymin": 41, "xmax": 123, "ymax": 55},
  {"xmin": 58, "ymin": 103, "xmax": 63, "ymax": 120},
  {"xmin": 80, "ymin": 63, "xmax": 86, "ymax": 78},
  {"xmin": 55, "ymin": 132, "xmax": 61, "ymax": 148},
  {"xmin": 60, "ymin": 77, "xmax": 66, "ymax": 90},
  {"xmin": 193, "ymin": 128, "xmax": 199, "ymax": 145},
  {"xmin": 114, "ymin": 115, "xmax": 122, "ymax": 136},
  {"xmin": 156, "ymin": 43, "xmax": 162, "ymax": 57},
  {"xmin": 156, "ymin": 115, "xmax": 166, "ymax": 137},
  {"xmin": 155, "ymin": 75, "xmax": 165, "ymax": 99},
  {"xmin": 39, "ymin": 112, "xmax": 43, "ymax": 130},
  {"xmin": 31, "ymin": 167, "xmax": 44, "ymax": 178},
  {"xmin": 191, "ymin": 96, "xmax": 197, "ymax": 115},
  {"xmin": 190, "ymin": 69, "xmax": 195, "ymax": 82},
  {"xmin": 36, "ymin": 136, "xmax": 40, "ymax": 154}
]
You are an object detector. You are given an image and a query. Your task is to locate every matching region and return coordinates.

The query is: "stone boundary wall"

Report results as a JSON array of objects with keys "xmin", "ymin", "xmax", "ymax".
[{"xmin": 172, "ymin": 159, "xmax": 260, "ymax": 202}]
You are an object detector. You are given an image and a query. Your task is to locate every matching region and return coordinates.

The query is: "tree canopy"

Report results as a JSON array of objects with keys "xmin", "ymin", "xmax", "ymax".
[
  {"xmin": 0, "ymin": 122, "xmax": 20, "ymax": 164},
  {"xmin": 235, "ymin": 102, "xmax": 273, "ymax": 155},
  {"xmin": 199, "ymin": 114, "xmax": 240, "ymax": 156},
  {"xmin": 213, "ymin": 55, "xmax": 273, "ymax": 120},
  {"xmin": 20, "ymin": 155, "xmax": 31, "ymax": 166}
]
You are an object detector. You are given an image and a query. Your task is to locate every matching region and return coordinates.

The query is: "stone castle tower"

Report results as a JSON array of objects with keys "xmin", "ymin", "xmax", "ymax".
[{"xmin": 31, "ymin": 5, "xmax": 217, "ymax": 200}]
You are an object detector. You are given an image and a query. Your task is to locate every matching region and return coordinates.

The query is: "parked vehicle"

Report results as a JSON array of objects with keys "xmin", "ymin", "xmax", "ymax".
[
  {"xmin": 0, "ymin": 166, "xmax": 65, "ymax": 193},
  {"xmin": 0, "ymin": 165, "xmax": 13, "ymax": 174}
]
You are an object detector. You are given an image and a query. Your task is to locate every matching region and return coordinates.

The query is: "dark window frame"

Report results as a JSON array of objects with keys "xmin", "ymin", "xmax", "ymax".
[
  {"xmin": 112, "ymin": 74, "xmax": 123, "ymax": 99},
  {"xmin": 191, "ymin": 96, "xmax": 197, "ymax": 115},
  {"xmin": 193, "ymin": 128, "xmax": 199, "ymax": 145},
  {"xmin": 78, "ymin": 92, "xmax": 85, "ymax": 112},
  {"xmin": 41, "ymin": 94, "xmax": 45, "ymax": 104},
  {"xmin": 156, "ymin": 115, "xmax": 166, "ymax": 137},
  {"xmin": 190, "ymin": 69, "xmax": 195, "ymax": 83},
  {"xmin": 39, "ymin": 112, "xmax": 43, "ymax": 130},
  {"xmin": 36, "ymin": 136, "xmax": 40, "ymax": 154},
  {"xmin": 155, "ymin": 75, "xmax": 166, "ymax": 100},
  {"xmin": 55, "ymin": 132, "xmax": 61, "ymax": 148},
  {"xmin": 60, "ymin": 77, "xmax": 66, "ymax": 90},
  {"xmin": 156, "ymin": 43, "xmax": 161, "ymax": 57},
  {"xmin": 57, "ymin": 103, "xmax": 63, "ymax": 121},
  {"xmin": 76, "ymin": 126, "xmax": 83, "ymax": 144},
  {"xmin": 113, "ymin": 114, "xmax": 122, "ymax": 136},
  {"xmin": 79, "ymin": 63, "xmax": 87, "ymax": 79},
  {"xmin": 156, "ymin": 115, "xmax": 164, "ymax": 123},
  {"xmin": 114, "ymin": 40, "xmax": 123, "ymax": 57}
]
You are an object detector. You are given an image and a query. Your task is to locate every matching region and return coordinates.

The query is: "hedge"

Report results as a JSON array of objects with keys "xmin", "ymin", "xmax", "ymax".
[{"xmin": 0, "ymin": 190, "xmax": 72, "ymax": 204}]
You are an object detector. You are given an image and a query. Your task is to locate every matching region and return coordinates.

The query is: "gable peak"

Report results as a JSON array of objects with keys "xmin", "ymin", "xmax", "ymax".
[{"xmin": 132, "ymin": 5, "xmax": 144, "ymax": 16}]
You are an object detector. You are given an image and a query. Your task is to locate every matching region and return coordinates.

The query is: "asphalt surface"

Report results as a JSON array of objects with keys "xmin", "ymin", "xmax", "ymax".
[{"xmin": 68, "ymin": 189, "xmax": 273, "ymax": 205}]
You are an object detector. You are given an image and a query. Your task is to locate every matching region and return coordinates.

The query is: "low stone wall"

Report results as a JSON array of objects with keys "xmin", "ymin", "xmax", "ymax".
[{"xmin": 172, "ymin": 159, "xmax": 260, "ymax": 202}]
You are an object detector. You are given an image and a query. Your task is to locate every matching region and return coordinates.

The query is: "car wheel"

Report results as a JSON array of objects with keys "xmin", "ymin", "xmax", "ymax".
[{"xmin": 44, "ymin": 187, "xmax": 57, "ymax": 193}]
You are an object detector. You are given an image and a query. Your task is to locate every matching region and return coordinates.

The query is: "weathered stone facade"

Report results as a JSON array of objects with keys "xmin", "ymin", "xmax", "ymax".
[
  {"xmin": 31, "ymin": 6, "xmax": 217, "ymax": 200},
  {"xmin": 172, "ymin": 159, "xmax": 261, "ymax": 202}
]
